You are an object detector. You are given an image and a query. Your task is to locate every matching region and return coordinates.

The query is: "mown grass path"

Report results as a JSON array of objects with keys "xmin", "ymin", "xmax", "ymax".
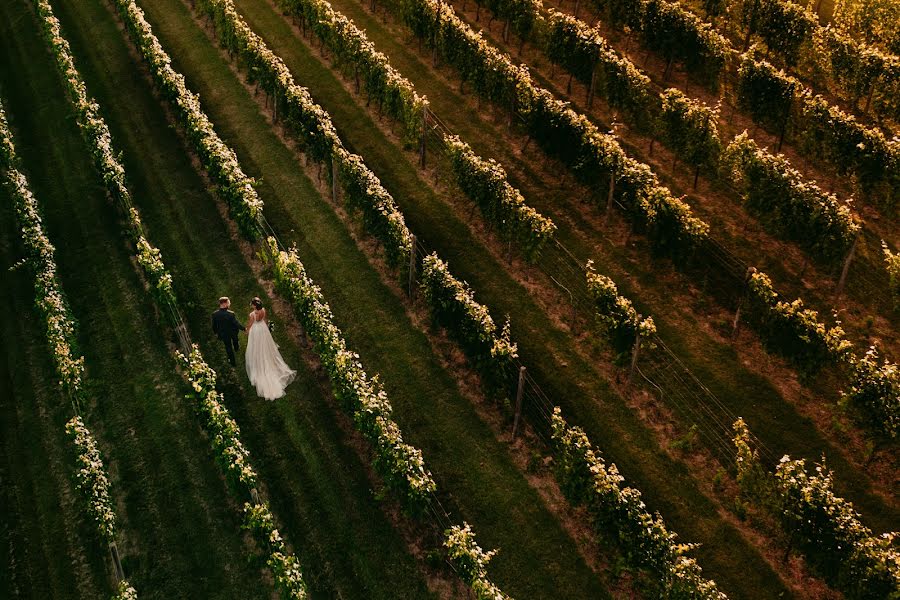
[
  {"xmin": 0, "ymin": 179, "xmax": 109, "ymax": 600},
  {"xmin": 19, "ymin": 0, "xmax": 442, "ymax": 595},
  {"xmin": 257, "ymin": 0, "xmax": 898, "ymax": 526}
]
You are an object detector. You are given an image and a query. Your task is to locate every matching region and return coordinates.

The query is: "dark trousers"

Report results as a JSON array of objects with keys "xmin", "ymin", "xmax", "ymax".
[{"xmin": 222, "ymin": 335, "xmax": 240, "ymax": 366}]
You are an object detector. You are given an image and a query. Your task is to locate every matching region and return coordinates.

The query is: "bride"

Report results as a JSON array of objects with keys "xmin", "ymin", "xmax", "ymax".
[{"xmin": 245, "ymin": 297, "xmax": 296, "ymax": 400}]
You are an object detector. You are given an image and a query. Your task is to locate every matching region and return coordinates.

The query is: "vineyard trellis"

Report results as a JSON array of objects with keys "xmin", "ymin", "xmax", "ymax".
[{"xmin": 0, "ymin": 96, "xmax": 137, "ymax": 597}]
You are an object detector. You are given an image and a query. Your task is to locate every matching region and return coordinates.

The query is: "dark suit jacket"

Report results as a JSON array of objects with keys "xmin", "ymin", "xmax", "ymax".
[{"xmin": 212, "ymin": 308, "xmax": 245, "ymax": 341}]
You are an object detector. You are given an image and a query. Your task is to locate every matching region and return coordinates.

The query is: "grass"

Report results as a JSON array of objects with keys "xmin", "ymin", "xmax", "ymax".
[
  {"xmin": 0, "ymin": 2, "xmax": 281, "ymax": 597},
  {"xmin": 0, "ymin": 189, "xmax": 110, "ymax": 600},
  {"xmin": 138, "ymin": 0, "xmax": 805, "ymax": 597},
  {"xmin": 49, "ymin": 0, "xmax": 616, "ymax": 596},
  {"xmin": 19, "ymin": 0, "xmax": 441, "ymax": 595}
]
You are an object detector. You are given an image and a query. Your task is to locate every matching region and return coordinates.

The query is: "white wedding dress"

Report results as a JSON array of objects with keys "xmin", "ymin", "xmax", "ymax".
[{"xmin": 245, "ymin": 309, "xmax": 296, "ymax": 400}]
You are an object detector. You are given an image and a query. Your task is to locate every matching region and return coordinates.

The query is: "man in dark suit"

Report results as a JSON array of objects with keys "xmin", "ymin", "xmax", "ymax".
[{"xmin": 212, "ymin": 296, "xmax": 245, "ymax": 366}]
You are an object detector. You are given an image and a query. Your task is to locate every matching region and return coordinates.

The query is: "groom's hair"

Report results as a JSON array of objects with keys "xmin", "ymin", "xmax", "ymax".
[{"xmin": 218, "ymin": 296, "xmax": 230, "ymax": 306}]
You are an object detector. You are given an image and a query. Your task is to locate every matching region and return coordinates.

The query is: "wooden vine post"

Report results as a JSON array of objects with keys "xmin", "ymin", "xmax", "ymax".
[
  {"xmin": 331, "ymin": 154, "xmax": 339, "ymax": 205},
  {"xmin": 109, "ymin": 542, "xmax": 125, "ymax": 583},
  {"xmin": 626, "ymin": 333, "xmax": 641, "ymax": 387},
  {"xmin": 419, "ymin": 105, "xmax": 427, "ymax": 169},
  {"xmin": 603, "ymin": 172, "xmax": 616, "ymax": 225},
  {"xmin": 250, "ymin": 487, "xmax": 260, "ymax": 505},
  {"xmin": 408, "ymin": 234, "xmax": 417, "ymax": 298},
  {"xmin": 587, "ymin": 61, "xmax": 598, "ymax": 108},
  {"xmin": 835, "ymin": 234, "xmax": 859, "ymax": 297},
  {"xmin": 512, "ymin": 366, "xmax": 526, "ymax": 439},
  {"xmin": 732, "ymin": 266, "xmax": 756, "ymax": 340}
]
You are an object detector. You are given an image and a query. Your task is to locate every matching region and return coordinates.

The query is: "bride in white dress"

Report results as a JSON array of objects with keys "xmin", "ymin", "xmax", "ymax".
[{"xmin": 245, "ymin": 297, "xmax": 296, "ymax": 400}]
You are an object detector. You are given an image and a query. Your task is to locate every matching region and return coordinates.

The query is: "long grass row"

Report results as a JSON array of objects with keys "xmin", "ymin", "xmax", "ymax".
[
  {"xmin": 32, "ymin": 1, "xmax": 311, "ymax": 594},
  {"xmin": 0, "ymin": 98, "xmax": 138, "ymax": 599},
  {"xmin": 112, "ymin": 0, "xmax": 512, "ymax": 593}
]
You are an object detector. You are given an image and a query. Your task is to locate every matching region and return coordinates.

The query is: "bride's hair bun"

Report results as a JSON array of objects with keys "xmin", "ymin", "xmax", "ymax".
[{"xmin": 251, "ymin": 297, "xmax": 263, "ymax": 309}]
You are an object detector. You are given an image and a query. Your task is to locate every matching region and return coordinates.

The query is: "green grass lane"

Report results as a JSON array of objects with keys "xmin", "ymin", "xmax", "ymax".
[
  {"xmin": 1, "ymin": 1, "xmax": 277, "ymax": 597},
  {"xmin": 0, "ymin": 188, "xmax": 110, "ymax": 599},
  {"xmin": 252, "ymin": 0, "xmax": 899, "ymax": 530},
  {"xmin": 92, "ymin": 0, "xmax": 623, "ymax": 595},
  {"xmin": 20, "ymin": 0, "xmax": 438, "ymax": 595}
]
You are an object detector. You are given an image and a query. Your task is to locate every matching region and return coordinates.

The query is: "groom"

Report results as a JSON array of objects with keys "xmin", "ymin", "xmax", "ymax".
[{"xmin": 211, "ymin": 296, "xmax": 245, "ymax": 366}]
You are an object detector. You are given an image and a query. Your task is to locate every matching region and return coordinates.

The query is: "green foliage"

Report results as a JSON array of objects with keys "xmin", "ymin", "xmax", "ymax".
[
  {"xmin": 276, "ymin": 0, "xmax": 428, "ymax": 145},
  {"xmin": 66, "ymin": 417, "xmax": 118, "ymax": 542},
  {"xmin": 398, "ymin": 0, "xmax": 710, "ymax": 257},
  {"xmin": 745, "ymin": 271, "xmax": 852, "ymax": 374},
  {"xmin": 742, "ymin": 0, "xmax": 817, "ymax": 66},
  {"xmin": 269, "ymin": 240, "xmax": 437, "ymax": 511},
  {"xmin": 419, "ymin": 253, "xmax": 518, "ymax": 397},
  {"xmin": 477, "ymin": 0, "xmax": 543, "ymax": 40},
  {"xmin": 0, "ymin": 102, "xmax": 86, "ymax": 405},
  {"xmin": 731, "ymin": 418, "xmax": 773, "ymax": 505},
  {"xmin": 178, "ymin": 347, "xmax": 260, "ymax": 493},
  {"xmin": 842, "ymin": 346, "xmax": 899, "ymax": 439},
  {"xmin": 723, "ymin": 133, "xmax": 861, "ymax": 264},
  {"xmin": 280, "ymin": 0, "xmax": 553, "ymax": 261},
  {"xmin": 242, "ymin": 503, "xmax": 308, "ymax": 599},
  {"xmin": 884, "ymin": 241, "xmax": 900, "ymax": 309},
  {"xmin": 797, "ymin": 92, "xmax": 900, "ymax": 201},
  {"xmin": 114, "ymin": 0, "xmax": 264, "ymax": 238},
  {"xmin": 335, "ymin": 148, "xmax": 413, "ymax": 268},
  {"xmin": 111, "ymin": 581, "xmax": 139, "ymax": 600},
  {"xmin": 832, "ymin": 0, "xmax": 900, "ymax": 55},
  {"xmin": 816, "ymin": 27, "xmax": 900, "ymax": 122},
  {"xmin": 735, "ymin": 421, "xmax": 900, "ymax": 598},
  {"xmin": 775, "ymin": 457, "xmax": 900, "ymax": 598},
  {"xmin": 585, "ymin": 261, "xmax": 656, "ymax": 357},
  {"xmin": 35, "ymin": 0, "xmax": 178, "ymax": 309},
  {"xmin": 658, "ymin": 88, "xmax": 721, "ymax": 171},
  {"xmin": 735, "ymin": 55, "xmax": 797, "ymax": 132},
  {"xmin": 444, "ymin": 135, "xmax": 555, "ymax": 258},
  {"xmin": 551, "ymin": 408, "xmax": 727, "ymax": 598},
  {"xmin": 545, "ymin": 10, "xmax": 655, "ymax": 129},
  {"xmin": 641, "ymin": 0, "xmax": 728, "ymax": 88},
  {"xmin": 443, "ymin": 524, "xmax": 511, "ymax": 600}
]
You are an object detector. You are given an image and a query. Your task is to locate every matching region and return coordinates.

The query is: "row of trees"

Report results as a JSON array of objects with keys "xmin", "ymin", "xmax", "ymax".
[
  {"xmin": 744, "ymin": 271, "xmax": 898, "ymax": 438},
  {"xmin": 551, "ymin": 408, "xmax": 728, "ymax": 598},
  {"xmin": 732, "ymin": 419, "xmax": 899, "ymax": 598},
  {"xmin": 419, "ymin": 253, "xmax": 520, "ymax": 397},
  {"xmin": 179, "ymin": 348, "xmax": 308, "ymax": 598},
  {"xmin": 276, "ymin": 0, "xmax": 557, "ymax": 258},
  {"xmin": 401, "ymin": 0, "xmax": 711, "ymax": 258},
  {"xmin": 268, "ymin": 241, "xmax": 513, "ymax": 596},
  {"xmin": 711, "ymin": 0, "xmax": 900, "ymax": 124},
  {"xmin": 722, "ymin": 133, "xmax": 861, "ymax": 264},
  {"xmin": 1, "ymin": 98, "xmax": 138, "ymax": 599},
  {"xmin": 391, "ymin": 0, "xmax": 900, "ymax": 437}
]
